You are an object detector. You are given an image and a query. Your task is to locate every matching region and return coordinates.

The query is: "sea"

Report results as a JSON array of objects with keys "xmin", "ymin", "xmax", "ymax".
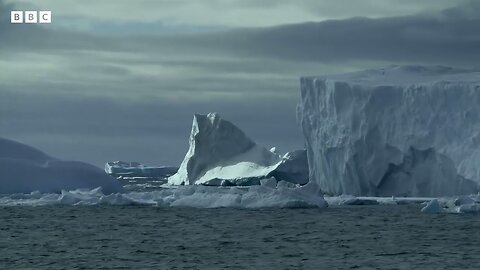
[{"xmin": 0, "ymin": 178, "xmax": 479, "ymax": 269}]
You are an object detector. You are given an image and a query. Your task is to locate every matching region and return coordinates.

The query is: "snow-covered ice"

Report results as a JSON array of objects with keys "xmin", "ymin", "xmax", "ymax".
[
  {"xmin": 298, "ymin": 65, "xmax": 480, "ymax": 197},
  {"xmin": 324, "ymin": 195, "xmax": 431, "ymax": 206},
  {"xmin": 420, "ymin": 194, "xmax": 480, "ymax": 214},
  {"xmin": 168, "ymin": 113, "xmax": 309, "ymax": 186},
  {"xmin": 0, "ymin": 137, "xmax": 123, "ymax": 194},
  {"xmin": 0, "ymin": 183, "xmax": 327, "ymax": 208}
]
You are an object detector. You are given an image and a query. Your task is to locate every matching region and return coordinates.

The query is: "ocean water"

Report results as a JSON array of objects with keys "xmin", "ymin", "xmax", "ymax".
[{"xmin": 1, "ymin": 204, "xmax": 479, "ymax": 269}]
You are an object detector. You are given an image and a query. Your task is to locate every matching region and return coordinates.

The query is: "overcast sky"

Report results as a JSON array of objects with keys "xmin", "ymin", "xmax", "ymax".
[{"xmin": 1, "ymin": 0, "xmax": 480, "ymax": 167}]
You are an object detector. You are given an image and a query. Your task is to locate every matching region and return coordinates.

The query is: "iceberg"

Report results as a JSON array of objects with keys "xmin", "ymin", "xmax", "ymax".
[
  {"xmin": 0, "ymin": 137, "xmax": 124, "ymax": 194},
  {"xmin": 421, "ymin": 199, "xmax": 443, "ymax": 214},
  {"xmin": 419, "ymin": 194, "xmax": 480, "ymax": 214},
  {"xmin": 298, "ymin": 65, "xmax": 480, "ymax": 197},
  {"xmin": 105, "ymin": 161, "xmax": 178, "ymax": 178},
  {"xmin": 168, "ymin": 113, "xmax": 309, "ymax": 186}
]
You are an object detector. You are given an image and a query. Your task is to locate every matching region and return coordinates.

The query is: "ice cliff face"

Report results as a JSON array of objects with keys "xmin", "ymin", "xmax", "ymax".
[
  {"xmin": 168, "ymin": 113, "xmax": 308, "ymax": 186},
  {"xmin": 0, "ymin": 137, "xmax": 124, "ymax": 194},
  {"xmin": 271, "ymin": 150, "xmax": 309, "ymax": 185},
  {"xmin": 298, "ymin": 66, "xmax": 480, "ymax": 196}
]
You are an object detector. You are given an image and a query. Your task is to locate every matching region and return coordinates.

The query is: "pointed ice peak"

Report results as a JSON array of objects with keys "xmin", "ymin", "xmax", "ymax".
[
  {"xmin": 190, "ymin": 112, "xmax": 258, "ymax": 158},
  {"xmin": 168, "ymin": 113, "xmax": 308, "ymax": 186},
  {"xmin": 193, "ymin": 112, "xmax": 220, "ymax": 126},
  {"xmin": 206, "ymin": 112, "xmax": 220, "ymax": 122}
]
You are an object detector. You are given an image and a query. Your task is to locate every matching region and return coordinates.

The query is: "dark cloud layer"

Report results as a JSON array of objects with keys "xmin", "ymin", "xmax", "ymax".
[
  {"xmin": 1, "ymin": 0, "xmax": 480, "ymax": 167},
  {"xmin": 4, "ymin": 1, "xmax": 480, "ymax": 66},
  {"xmin": 165, "ymin": 2, "xmax": 480, "ymax": 67}
]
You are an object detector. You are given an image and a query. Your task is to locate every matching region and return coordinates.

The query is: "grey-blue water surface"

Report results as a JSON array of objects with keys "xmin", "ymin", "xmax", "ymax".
[{"xmin": 1, "ymin": 204, "xmax": 479, "ymax": 270}]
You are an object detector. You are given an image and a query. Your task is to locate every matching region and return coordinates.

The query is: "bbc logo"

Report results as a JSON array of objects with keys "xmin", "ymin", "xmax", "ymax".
[{"xmin": 11, "ymin": 11, "xmax": 52, "ymax": 24}]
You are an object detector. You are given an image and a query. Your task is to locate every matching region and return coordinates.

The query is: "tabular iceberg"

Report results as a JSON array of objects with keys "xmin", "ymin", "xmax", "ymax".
[
  {"xmin": 105, "ymin": 161, "xmax": 178, "ymax": 178},
  {"xmin": 168, "ymin": 113, "xmax": 309, "ymax": 186},
  {"xmin": 298, "ymin": 65, "xmax": 480, "ymax": 197},
  {"xmin": 0, "ymin": 137, "xmax": 124, "ymax": 194}
]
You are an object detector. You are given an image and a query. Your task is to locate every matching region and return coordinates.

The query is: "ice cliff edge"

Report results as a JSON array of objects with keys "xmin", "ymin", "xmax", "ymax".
[{"xmin": 298, "ymin": 65, "xmax": 480, "ymax": 196}]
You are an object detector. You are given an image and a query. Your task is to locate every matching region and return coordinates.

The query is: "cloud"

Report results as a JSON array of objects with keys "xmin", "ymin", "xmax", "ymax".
[
  {"xmin": 1, "ymin": 0, "xmax": 480, "ymax": 166},
  {"xmin": 5, "ymin": 0, "xmax": 470, "ymax": 28},
  {"xmin": 5, "ymin": 1, "xmax": 479, "ymax": 70},
  {"xmin": 163, "ymin": 1, "xmax": 480, "ymax": 67}
]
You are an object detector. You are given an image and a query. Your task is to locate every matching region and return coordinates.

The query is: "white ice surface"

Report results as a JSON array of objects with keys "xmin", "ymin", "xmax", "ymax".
[
  {"xmin": 0, "ymin": 137, "xmax": 124, "ymax": 194},
  {"xmin": 306, "ymin": 65, "xmax": 480, "ymax": 86},
  {"xmin": 298, "ymin": 65, "xmax": 480, "ymax": 197},
  {"xmin": 325, "ymin": 195, "xmax": 432, "ymax": 206}
]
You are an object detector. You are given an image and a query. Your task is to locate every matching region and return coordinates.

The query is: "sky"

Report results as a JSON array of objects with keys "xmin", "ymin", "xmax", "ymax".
[{"xmin": 1, "ymin": 0, "xmax": 480, "ymax": 167}]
